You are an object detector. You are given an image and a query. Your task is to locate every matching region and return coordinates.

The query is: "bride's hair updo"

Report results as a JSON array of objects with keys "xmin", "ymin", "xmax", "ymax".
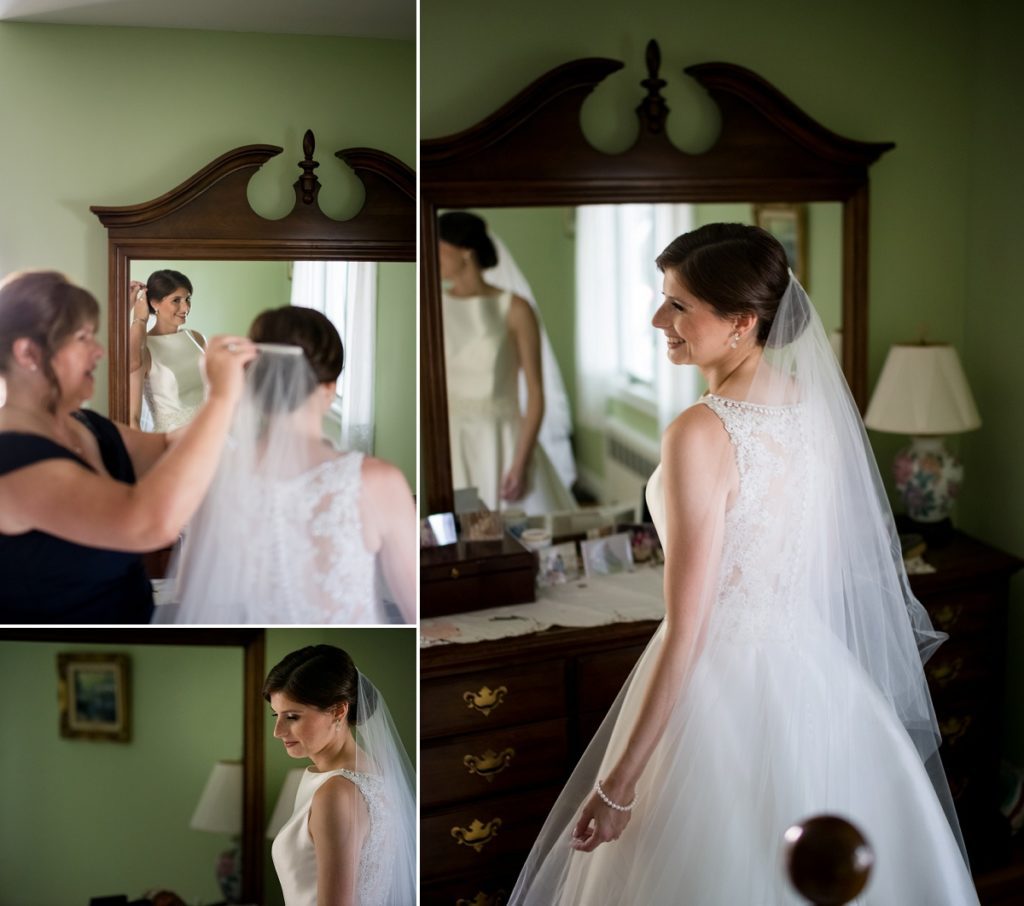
[
  {"xmin": 656, "ymin": 223, "xmax": 807, "ymax": 347},
  {"xmin": 0, "ymin": 271, "xmax": 100, "ymax": 412},
  {"xmin": 146, "ymin": 269, "xmax": 193, "ymax": 314},
  {"xmin": 263, "ymin": 645, "xmax": 377, "ymax": 726},
  {"xmin": 439, "ymin": 211, "xmax": 498, "ymax": 269},
  {"xmin": 248, "ymin": 306, "xmax": 344, "ymax": 413}
]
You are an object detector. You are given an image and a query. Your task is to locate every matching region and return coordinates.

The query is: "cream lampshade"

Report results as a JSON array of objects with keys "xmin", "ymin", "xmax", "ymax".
[
  {"xmin": 865, "ymin": 343, "xmax": 981, "ymax": 524},
  {"xmin": 191, "ymin": 760, "xmax": 243, "ymax": 903}
]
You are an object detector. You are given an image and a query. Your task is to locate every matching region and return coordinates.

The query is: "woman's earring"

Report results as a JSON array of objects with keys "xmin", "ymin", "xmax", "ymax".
[{"xmin": 730, "ymin": 332, "xmax": 740, "ymax": 349}]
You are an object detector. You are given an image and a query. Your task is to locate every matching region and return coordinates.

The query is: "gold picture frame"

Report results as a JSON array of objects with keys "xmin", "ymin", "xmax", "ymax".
[
  {"xmin": 754, "ymin": 203, "xmax": 808, "ymax": 288},
  {"xmin": 58, "ymin": 653, "xmax": 131, "ymax": 742}
]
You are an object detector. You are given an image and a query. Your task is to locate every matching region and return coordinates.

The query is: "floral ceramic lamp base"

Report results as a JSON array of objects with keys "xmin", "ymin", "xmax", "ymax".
[{"xmin": 893, "ymin": 436, "xmax": 963, "ymax": 524}]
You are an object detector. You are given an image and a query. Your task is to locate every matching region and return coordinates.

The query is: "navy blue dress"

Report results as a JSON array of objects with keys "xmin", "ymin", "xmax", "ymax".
[{"xmin": 0, "ymin": 410, "xmax": 154, "ymax": 623}]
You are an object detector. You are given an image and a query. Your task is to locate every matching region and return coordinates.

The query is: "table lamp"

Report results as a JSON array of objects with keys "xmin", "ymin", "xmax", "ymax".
[
  {"xmin": 266, "ymin": 768, "xmax": 305, "ymax": 839},
  {"xmin": 190, "ymin": 760, "xmax": 242, "ymax": 904},
  {"xmin": 864, "ymin": 343, "xmax": 981, "ymax": 527}
]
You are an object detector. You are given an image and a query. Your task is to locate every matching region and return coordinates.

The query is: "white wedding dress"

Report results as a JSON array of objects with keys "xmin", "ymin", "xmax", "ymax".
[
  {"xmin": 510, "ymin": 393, "xmax": 980, "ymax": 904},
  {"xmin": 272, "ymin": 767, "xmax": 391, "ymax": 906},
  {"xmin": 444, "ymin": 290, "xmax": 575, "ymax": 515},
  {"xmin": 143, "ymin": 330, "xmax": 205, "ymax": 432}
]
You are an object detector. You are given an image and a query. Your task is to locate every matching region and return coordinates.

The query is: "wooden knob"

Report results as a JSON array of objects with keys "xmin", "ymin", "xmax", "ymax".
[{"xmin": 784, "ymin": 815, "xmax": 874, "ymax": 905}]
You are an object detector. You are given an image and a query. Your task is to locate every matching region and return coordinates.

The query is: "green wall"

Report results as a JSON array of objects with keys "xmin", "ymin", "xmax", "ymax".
[
  {"xmin": 0, "ymin": 21, "xmax": 415, "ymax": 485},
  {"xmin": 423, "ymin": 0, "xmax": 1024, "ymax": 753},
  {"xmin": 0, "ymin": 630, "xmax": 416, "ymax": 906},
  {"xmin": 0, "ymin": 640, "xmax": 243, "ymax": 906}
]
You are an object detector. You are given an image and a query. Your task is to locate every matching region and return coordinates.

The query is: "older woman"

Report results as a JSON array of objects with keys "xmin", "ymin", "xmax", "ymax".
[{"xmin": 0, "ymin": 270, "xmax": 255, "ymax": 622}]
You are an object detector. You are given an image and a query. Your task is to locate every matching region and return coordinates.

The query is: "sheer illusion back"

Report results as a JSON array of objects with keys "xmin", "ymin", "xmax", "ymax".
[{"xmin": 170, "ymin": 350, "xmax": 384, "ymax": 624}]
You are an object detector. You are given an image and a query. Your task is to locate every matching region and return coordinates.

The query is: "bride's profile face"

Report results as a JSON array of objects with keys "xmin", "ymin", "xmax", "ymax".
[
  {"xmin": 269, "ymin": 692, "xmax": 344, "ymax": 761},
  {"xmin": 652, "ymin": 269, "xmax": 734, "ymax": 368},
  {"xmin": 151, "ymin": 286, "xmax": 191, "ymax": 332},
  {"xmin": 438, "ymin": 240, "xmax": 471, "ymax": 281}
]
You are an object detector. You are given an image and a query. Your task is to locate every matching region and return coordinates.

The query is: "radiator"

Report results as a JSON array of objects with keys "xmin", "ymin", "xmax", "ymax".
[{"xmin": 601, "ymin": 417, "xmax": 661, "ymax": 519}]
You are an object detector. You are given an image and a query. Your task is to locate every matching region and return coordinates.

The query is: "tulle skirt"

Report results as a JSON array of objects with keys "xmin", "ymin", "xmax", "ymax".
[{"xmin": 511, "ymin": 623, "xmax": 980, "ymax": 905}]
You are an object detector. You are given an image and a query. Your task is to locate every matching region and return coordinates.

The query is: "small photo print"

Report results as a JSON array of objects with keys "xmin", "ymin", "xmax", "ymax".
[
  {"xmin": 537, "ymin": 541, "xmax": 582, "ymax": 587},
  {"xmin": 619, "ymin": 523, "xmax": 664, "ymax": 566},
  {"xmin": 580, "ymin": 531, "xmax": 635, "ymax": 577},
  {"xmin": 421, "ymin": 512, "xmax": 458, "ymax": 547}
]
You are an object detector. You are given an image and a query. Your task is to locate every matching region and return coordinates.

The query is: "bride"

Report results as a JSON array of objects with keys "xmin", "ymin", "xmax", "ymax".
[
  {"xmin": 509, "ymin": 224, "xmax": 980, "ymax": 904},
  {"xmin": 169, "ymin": 306, "xmax": 416, "ymax": 624},
  {"xmin": 265, "ymin": 644, "xmax": 415, "ymax": 905}
]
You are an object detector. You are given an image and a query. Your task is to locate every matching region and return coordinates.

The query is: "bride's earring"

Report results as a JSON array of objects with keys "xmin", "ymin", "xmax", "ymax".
[{"xmin": 730, "ymin": 331, "xmax": 740, "ymax": 349}]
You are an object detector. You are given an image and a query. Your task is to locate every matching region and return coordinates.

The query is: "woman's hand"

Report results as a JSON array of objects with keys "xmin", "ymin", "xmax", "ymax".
[
  {"xmin": 202, "ymin": 336, "xmax": 258, "ymax": 405},
  {"xmin": 570, "ymin": 788, "xmax": 633, "ymax": 853},
  {"xmin": 500, "ymin": 464, "xmax": 526, "ymax": 501},
  {"xmin": 129, "ymin": 281, "xmax": 149, "ymax": 322}
]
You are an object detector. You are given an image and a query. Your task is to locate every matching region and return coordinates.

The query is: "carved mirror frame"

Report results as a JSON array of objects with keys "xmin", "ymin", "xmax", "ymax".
[
  {"xmin": 92, "ymin": 130, "xmax": 415, "ymax": 422},
  {"xmin": 421, "ymin": 42, "xmax": 894, "ymax": 513},
  {"xmin": 2, "ymin": 628, "xmax": 266, "ymax": 903}
]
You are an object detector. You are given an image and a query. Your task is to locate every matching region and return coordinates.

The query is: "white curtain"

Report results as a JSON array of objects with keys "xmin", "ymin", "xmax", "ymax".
[
  {"xmin": 575, "ymin": 204, "xmax": 698, "ymax": 435},
  {"xmin": 290, "ymin": 260, "xmax": 377, "ymax": 452}
]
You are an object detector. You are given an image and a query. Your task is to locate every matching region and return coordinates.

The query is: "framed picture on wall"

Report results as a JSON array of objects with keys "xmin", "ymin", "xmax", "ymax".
[
  {"xmin": 754, "ymin": 203, "xmax": 808, "ymax": 287},
  {"xmin": 58, "ymin": 653, "xmax": 131, "ymax": 742}
]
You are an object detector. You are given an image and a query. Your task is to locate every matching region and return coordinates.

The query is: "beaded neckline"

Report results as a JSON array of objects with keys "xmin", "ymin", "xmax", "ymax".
[{"xmin": 702, "ymin": 392, "xmax": 802, "ymax": 413}]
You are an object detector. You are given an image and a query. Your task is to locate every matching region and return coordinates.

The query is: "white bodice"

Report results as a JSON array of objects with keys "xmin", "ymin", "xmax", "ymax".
[
  {"xmin": 646, "ymin": 395, "xmax": 811, "ymax": 642},
  {"xmin": 271, "ymin": 766, "xmax": 390, "ymax": 906},
  {"xmin": 443, "ymin": 291, "xmax": 520, "ymax": 420},
  {"xmin": 144, "ymin": 330, "xmax": 205, "ymax": 432}
]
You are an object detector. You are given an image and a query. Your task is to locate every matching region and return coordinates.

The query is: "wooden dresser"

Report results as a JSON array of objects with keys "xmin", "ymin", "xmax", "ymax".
[{"xmin": 419, "ymin": 531, "xmax": 1022, "ymax": 905}]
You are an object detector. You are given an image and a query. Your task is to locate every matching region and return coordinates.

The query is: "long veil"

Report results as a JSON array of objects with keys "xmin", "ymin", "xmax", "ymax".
[
  {"xmin": 349, "ymin": 670, "xmax": 416, "ymax": 905},
  {"xmin": 508, "ymin": 270, "xmax": 968, "ymax": 904},
  {"xmin": 167, "ymin": 348, "xmax": 384, "ymax": 623}
]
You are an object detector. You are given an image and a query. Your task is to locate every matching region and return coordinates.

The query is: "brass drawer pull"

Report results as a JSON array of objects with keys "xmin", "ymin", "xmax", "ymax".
[
  {"xmin": 457, "ymin": 892, "xmax": 508, "ymax": 906},
  {"xmin": 939, "ymin": 715, "xmax": 973, "ymax": 744},
  {"xmin": 927, "ymin": 657, "xmax": 964, "ymax": 687},
  {"xmin": 464, "ymin": 685, "xmax": 508, "ymax": 716},
  {"xmin": 932, "ymin": 604, "xmax": 963, "ymax": 630},
  {"xmin": 464, "ymin": 747, "xmax": 516, "ymax": 781},
  {"xmin": 451, "ymin": 817, "xmax": 503, "ymax": 852},
  {"xmin": 450, "ymin": 566, "xmax": 461, "ymax": 578}
]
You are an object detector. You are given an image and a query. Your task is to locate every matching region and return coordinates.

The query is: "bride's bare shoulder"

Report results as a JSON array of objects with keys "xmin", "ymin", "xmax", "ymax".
[{"xmin": 662, "ymin": 402, "xmax": 730, "ymax": 457}]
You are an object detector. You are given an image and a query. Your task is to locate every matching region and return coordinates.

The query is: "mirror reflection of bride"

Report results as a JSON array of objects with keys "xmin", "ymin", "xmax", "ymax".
[
  {"xmin": 439, "ymin": 211, "xmax": 575, "ymax": 515},
  {"xmin": 168, "ymin": 306, "xmax": 417, "ymax": 624}
]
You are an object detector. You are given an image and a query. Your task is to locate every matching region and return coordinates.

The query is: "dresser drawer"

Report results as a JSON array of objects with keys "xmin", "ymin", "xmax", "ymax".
[
  {"xmin": 422, "ymin": 660, "xmax": 565, "ymax": 738},
  {"xmin": 422, "ymin": 718, "xmax": 569, "ymax": 808},
  {"xmin": 421, "ymin": 784, "xmax": 562, "ymax": 881},
  {"xmin": 420, "ymin": 857, "xmax": 523, "ymax": 906},
  {"xmin": 924, "ymin": 586, "xmax": 1006, "ymax": 637}
]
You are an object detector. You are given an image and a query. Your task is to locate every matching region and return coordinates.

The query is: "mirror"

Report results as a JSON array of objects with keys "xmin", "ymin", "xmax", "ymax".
[
  {"xmin": 439, "ymin": 201, "xmax": 843, "ymax": 515},
  {"xmin": 421, "ymin": 45, "xmax": 894, "ymax": 514},
  {"xmin": 124, "ymin": 259, "xmax": 413, "ymax": 478},
  {"xmin": 93, "ymin": 130, "xmax": 416, "ymax": 471},
  {"xmin": 0, "ymin": 628, "xmax": 265, "ymax": 904}
]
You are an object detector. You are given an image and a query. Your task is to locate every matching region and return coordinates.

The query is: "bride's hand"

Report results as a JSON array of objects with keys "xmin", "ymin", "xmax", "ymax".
[
  {"xmin": 570, "ymin": 790, "xmax": 632, "ymax": 853},
  {"xmin": 129, "ymin": 281, "xmax": 149, "ymax": 322},
  {"xmin": 500, "ymin": 464, "xmax": 526, "ymax": 502}
]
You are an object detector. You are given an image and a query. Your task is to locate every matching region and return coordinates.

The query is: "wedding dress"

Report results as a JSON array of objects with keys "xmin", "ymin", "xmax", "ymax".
[
  {"xmin": 443, "ymin": 289, "xmax": 575, "ymax": 515},
  {"xmin": 168, "ymin": 349, "xmax": 385, "ymax": 623},
  {"xmin": 509, "ymin": 275, "xmax": 980, "ymax": 904},
  {"xmin": 143, "ymin": 330, "xmax": 205, "ymax": 432}
]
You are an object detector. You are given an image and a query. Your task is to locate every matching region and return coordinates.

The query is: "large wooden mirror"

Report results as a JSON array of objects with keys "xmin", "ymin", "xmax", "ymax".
[
  {"xmin": 421, "ymin": 42, "xmax": 894, "ymax": 514},
  {"xmin": 0, "ymin": 628, "xmax": 265, "ymax": 904},
  {"xmin": 92, "ymin": 130, "xmax": 415, "ymax": 426}
]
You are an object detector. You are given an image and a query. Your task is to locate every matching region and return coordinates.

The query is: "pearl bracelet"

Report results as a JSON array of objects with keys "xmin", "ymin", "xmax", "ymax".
[{"xmin": 594, "ymin": 779, "xmax": 636, "ymax": 812}]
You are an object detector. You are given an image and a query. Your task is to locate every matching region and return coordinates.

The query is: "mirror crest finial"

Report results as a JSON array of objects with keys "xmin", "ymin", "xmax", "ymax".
[
  {"xmin": 637, "ymin": 39, "xmax": 669, "ymax": 135},
  {"xmin": 296, "ymin": 128, "xmax": 321, "ymax": 205}
]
